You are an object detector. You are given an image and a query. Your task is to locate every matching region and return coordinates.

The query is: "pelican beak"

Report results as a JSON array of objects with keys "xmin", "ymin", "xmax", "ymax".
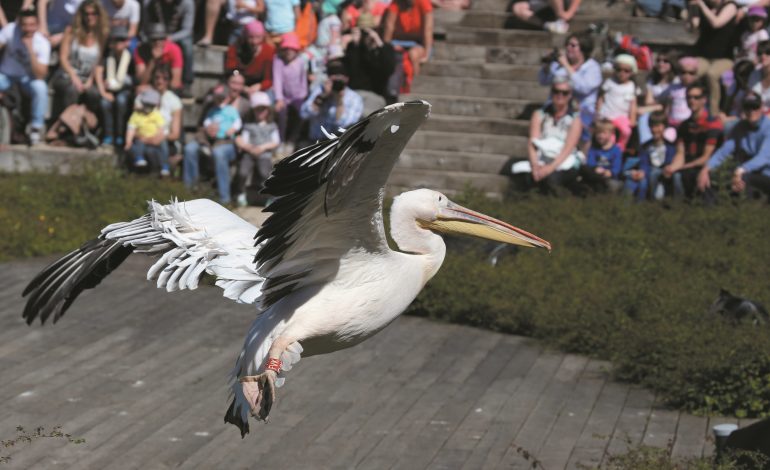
[{"xmin": 420, "ymin": 200, "xmax": 552, "ymax": 251}]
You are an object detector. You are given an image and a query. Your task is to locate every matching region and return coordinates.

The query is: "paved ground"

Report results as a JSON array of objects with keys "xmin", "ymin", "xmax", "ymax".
[{"xmin": 0, "ymin": 257, "xmax": 747, "ymax": 469}]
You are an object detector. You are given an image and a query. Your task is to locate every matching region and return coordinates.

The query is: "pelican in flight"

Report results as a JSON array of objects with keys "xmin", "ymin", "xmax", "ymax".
[{"xmin": 22, "ymin": 101, "xmax": 551, "ymax": 436}]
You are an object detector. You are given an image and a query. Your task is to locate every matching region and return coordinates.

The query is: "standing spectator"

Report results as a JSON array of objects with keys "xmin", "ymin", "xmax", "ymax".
[
  {"xmin": 95, "ymin": 26, "xmax": 134, "ymax": 147},
  {"xmin": 0, "ymin": 9, "xmax": 51, "ymax": 145},
  {"xmin": 197, "ymin": 0, "xmax": 264, "ymax": 46},
  {"xmin": 225, "ymin": 20, "xmax": 274, "ymax": 96},
  {"xmin": 689, "ymin": 0, "xmax": 739, "ymax": 117},
  {"xmin": 382, "ymin": 0, "xmax": 433, "ymax": 77},
  {"xmin": 234, "ymin": 91, "xmax": 280, "ymax": 206},
  {"xmin": 263, "ymin": 0, "xmax": 300, "ymax": 40},
  {"xmin": 101, "ymin": 0, "xmax": 141, "ymax": 42},
  {"xmin": 51, "ymin": 0, "xmax": 108, "ymax": 120},
  {"xmin": 698, "ymin": 92, "xmax": 770, "ymax": 199},
  {"xmin": 595, "ymin": 54, "xmax": 639, "ymax": 152},
  {"xmin": 538, "ymin": 33, "xmax": 602, "ymax": 147},
  {"xmin": 625, "ymin": 111, "xmax": 677, "ymax": 200},
  {"xmin": 580, "ymin": 119, "xmax": 624, "ymax": 193},
  {"xmin": 664, "ymin": 83, "xmax": 723, "ymax": 198},
  {"xmin": 134, "ymin": 23, "xmax": 184, "ymax": 91},
  {"xmin": 37, "ymin": 0, "xmax": 84, "ymax": 47},
  {"xmin": 509, "ymin": 0, "xmax": 581, "ymax": 33},
  {"xmin": 125, "ymin": 88, "xmax": 168, "ymax": 175},
  {"xmin": 142, "ymin": 0, "xmax": 195, "ymax": 97},
  {"xmin": 300, "ymin": 59, "xmax": 363, "ymax": 142},
  {"xmin": 344, "ymin": 27, "xmax": 397, "ymax": 102},
  {"xmin": 739, "ymin": 6, "xmax": 768, "ymax": 64},
  {"xmin": 273, "ymin": 32, "xmax": 308, "ymax": 150}
]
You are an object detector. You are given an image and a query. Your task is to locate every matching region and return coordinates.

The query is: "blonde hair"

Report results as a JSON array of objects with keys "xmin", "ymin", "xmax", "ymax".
[{"xmin": 71, "ymin": 0, "xmax": 109, "ymax": 49}]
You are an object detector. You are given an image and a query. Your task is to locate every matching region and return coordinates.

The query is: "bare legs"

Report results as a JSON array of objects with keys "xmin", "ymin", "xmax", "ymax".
[{"xmin": 198, "ymin": 0, "xmax": 224, "ymax": 45}]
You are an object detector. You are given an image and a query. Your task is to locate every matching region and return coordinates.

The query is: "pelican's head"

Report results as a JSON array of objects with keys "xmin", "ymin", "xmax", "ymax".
[{"xmin": 393, "ymin": 189, "xmax": 551, "ymax": 252}]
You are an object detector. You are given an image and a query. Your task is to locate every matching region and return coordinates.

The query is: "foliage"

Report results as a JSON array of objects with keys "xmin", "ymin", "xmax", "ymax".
[
  {"xmin": 408, "ymin": 191, "xmax": 770, "ymax": 417},
  {"xmin": 1, "ymin": 426, "xmax": 84, "ymax": 464},
  {"xmin": 0, "ymin": 163, "xmax": 200, "ymax": 262}
]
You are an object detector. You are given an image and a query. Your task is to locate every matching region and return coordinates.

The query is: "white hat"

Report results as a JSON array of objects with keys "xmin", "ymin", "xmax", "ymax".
[
  {"xmin": 613, "ymin": 54, "xmax": 638, "ymax": 74},
  {"xmin": 250, "ymin": 91, "xmax": 271, "ymax": 108}
]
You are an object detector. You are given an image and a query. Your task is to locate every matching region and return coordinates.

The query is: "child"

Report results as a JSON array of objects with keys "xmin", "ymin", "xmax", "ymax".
[
  {"xmin": 624, "ymin": 111, "xmax": 676, "ymax": 200},
  {"xmin": 596, "ymin": 54, "xmax": 639, "ymax": 152},
  {"xmin": 198, "ymin": 85, "xmax": 243, "ymax": 155},
  {"xmin": 582, "ymin": 119, "xmax": 623, "ymax": 192},
  {"xmin": 740, "ymin": 6, "xmax": 769, "ymax": 64},
  {"xmin": 125, "ymin": 89, "xmax": 168, "ymax": 176},
  {"xmin": 234, "ymin": 91, "xmax": 281, "ymax": 206},
  {"xmin": 272, "ymin": 32, "xmax": 308, "ymax": 152}
]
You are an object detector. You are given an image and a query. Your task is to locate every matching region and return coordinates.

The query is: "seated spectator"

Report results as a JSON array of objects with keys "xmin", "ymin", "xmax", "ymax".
[
  {"xmin": 748, "ymin": 40, "xmax": 770, "ymax": 111},
  {"xmin": 659, "ymin": 56, "xmax": 700, "ymax": 131},
  {"xmin": 344, "ymin": 27, "xmax": 397, "ymax": 103},
  {"xmin": 637, "ymin": 50, "xmax": 677, "ymax": 145},
  {"xmin": 95, "ymin": 25, "xmax": 134, "ymax": 147},
  {"xmin": 37, "ymin": 0, "xmax": 84, "ymax": 47},
  {"xmin": 234, "ymin": 91, "xmax": 280, "ymax": 206},
  {"xmin": 625, "ymin": 111, "xmax": 677, "ymax": 201},
  {"xmin": 183, "ymin": 84, "xmax": 243, "ymax": 204},
  {"xmin": 0, "ymin": 9, "xmax": 51, "ymax": 145},
  {"xmin": 197, "ymin": 0, "xmax": 264, "ymax": 46},
  {"xmin": 596, "ymin": 54, "xmax": 639, "ymax": 152},
  {"xmin": 382, "ymin": 0, "xmax": 433, "ymax": 77},
  {"xmin": 143, "ymin": 0, "xmax": 195, "ymax": 97},
  {"xmin": 721, "ymin": 59, "xmax": 755, "ymax": 135},
  {"xmin": 142, "ymin": 65, "xmax": 183, "ymax": 167},
  {"xmin": 263, "ymin": 0, "xmax": 301, "ymax": 41},
  {"xmin": 538, "ymin": 33, "xmax": 602, "ymax": 148},
  {"xmin": 739, "ymin": 6, "xmax": 768, "ymax": 64},
  {"xmin": 225, "ymin": 20, "xmax": 274, "ymax": 96},
  {"xmin": 300, "ymin": 59, "xmax": 363, "ymax": 142},
  {"xmin": 273, "ymin": 32, "xmax": 308, "ymax": 150},
  {"xmin": 125, "ymin": 88, "xmax": 168, "ymax": 176},
  {"xmin": 50, "ymin": 0, "xmax": 108, "ymax": 120},
  {"xmin": 511, "ymin": 76, "xmax": 582, "ymax": 195},
  {"xmin": 689, "ymin": 0, "xmax": 738, "ymax": 117},
  {"xmin": 664, "ymin": 83, "xmax": 723, "ymax": 198},
  {"xmin": 509, "ymin": 0, "xmax": 581, "ymax": 33},
  {"xmin": 580, "ymin": 119, "xmax": 623, "ymax": 193},
  {"xmin": 102, "ymin": 0, "xmax": 140, "ymax": 42},
  {"xmin": 698, "ymin": 92, "xmax": 770, "ymax": 200},
  {"xmin": 134, "ymin": 23, "xmax": 183, "ymax": 92},
  {"xmin": 342, "ymin": 0, "xmax": 388, "ymax": 31}
]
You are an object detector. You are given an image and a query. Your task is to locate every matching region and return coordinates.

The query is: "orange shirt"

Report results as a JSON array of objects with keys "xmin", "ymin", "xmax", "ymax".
[{"xmin": 387, "ymin": 0, "xmax": 432, "ymax": 40}]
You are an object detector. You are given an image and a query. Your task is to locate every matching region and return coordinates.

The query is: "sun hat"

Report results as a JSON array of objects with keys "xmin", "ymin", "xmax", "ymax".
[
  {"xmin": 250, "ymin": 91, "xmax": 271, "ymax": 108},
  {"xmin": 280, "ymin": 32, "xmax": 301, "ymax": 50},
  {"xmin": 613, "ymin": 54, "xmax": 638, "ymax": 74}
]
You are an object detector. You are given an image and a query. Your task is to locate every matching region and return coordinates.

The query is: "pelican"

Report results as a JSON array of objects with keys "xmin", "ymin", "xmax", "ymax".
[{"xmin": 21, "ymin": 101, "xmax": 551, "ymax": 436}]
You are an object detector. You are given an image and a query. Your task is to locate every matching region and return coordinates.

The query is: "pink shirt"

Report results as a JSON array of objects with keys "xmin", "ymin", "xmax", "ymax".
[{"xmin": 134, "ymin": 40, "xmax": 183, "ymax": 70}]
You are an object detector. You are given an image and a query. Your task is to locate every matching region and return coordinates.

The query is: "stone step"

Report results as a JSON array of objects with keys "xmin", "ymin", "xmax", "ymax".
[
  {"xmin": 193, "ymin": 45, "xmax": 227, "ymax": 75},
  {"xmin": 422, "ymin": 60, "xmax": 540, "ymax": 81},
  {"xmin": 0, "ymin": 144, "xmax": 116, "ymax": 173},
  {"xmin": 407, "ymin": 129, "xmax": 527, "ymax": 155},
  {"xmin": 470, "ymin": 0, "xmax": 634, "ymax": 15},
  {"xmin": 445, "ymin": 25, "xmax": 563, "ymax": 47},
  {"xmin": 431, "ymin": 42, "xmax": 552, "ymax": 65},
  {"xmin": 405, "ymin": 93, "xmax": 540, "ymax": 120},
  {"xmin": 423, "ymin": 113, "xmax": 529, "ymax": 135},
  {"xmin": 389, "ymin": 167, "xmax": 511, "ymax": 196},
  {"xmin": 412, "ymin": 76, "xmax": 549, "ymax": 100},
  {"xmin": 398, "ymin": 148, "xmax": 512, "ymax": 174}
]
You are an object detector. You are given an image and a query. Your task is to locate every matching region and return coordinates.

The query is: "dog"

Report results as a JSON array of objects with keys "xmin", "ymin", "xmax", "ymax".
[{"xmin": 710, "ymin": 288, "xmax": 769, "ymax": 326}]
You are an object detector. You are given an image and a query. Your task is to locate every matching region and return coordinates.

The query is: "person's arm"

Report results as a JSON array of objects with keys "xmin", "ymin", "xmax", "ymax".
[
  {"xmin": 697, "ymin": 136, "xmax": 733, "ymax": 190},
  {"xmin": 682, "ymin": 142, "xmax": 716, "ymax": 169},
  {"xmin": 695, "ymin": 0, "xmax": 737, "ymax": 28},
  {"xmin": 629, "ymin": 93, "xmax": 638, "ymax": 127},
  {"xmin": 610, "ymin": 146, "xmax": 623, "ymax": 178},
  {"xmin": 0, "ymin": 6, "xmax": 7, "ymax": 28},
  {"xmin": 595, "ymin": 93, "xmax": 604, "ymax": 117},
  {"xmin": 25, "ymin": 35, "xmax": 49, "ymax": 80},
  {"xmin": 527, "ymin": 110, "xmax": 543, "ymax": 168},
  {"xmin": 422, "ymin": 10, "xmax": 433, "ymax": 62},
  {"xmin": 168, "ymin": 108, "xmax": 182, "ymax": 141},
  {"xmin": 124, "ymin": 125, "xmax": 136, "ymax": 149},
  {"xmin": 300, "ymin": 85, "xmax": 325, "ymax": 119},
  {"xmin": 571, "ymin": 60, "xmax": 602, "ymax": 98},
  {"xmin": 382, "ymin": 7, "xmax": 396, "ymax": 43},
  {"xmin": 739, "ymin": 128, "xmax": 770, "ymax": 174},
  {"xmin": 664, "ymin": 140, "xmax": 685, "ymax": 176},
  {"xmin": 134, "ymin": 47, "xmax": 155, "ymax": 86},
  {"xmin": 169, "ymin": 0, "xmax": 194, "ymax": 42},
  {"xmin": 94, "ymin": 63, "xmax": 111, "ymax": 99},
  {"xmin": 550, "ymin": 116, "xmax": 582, "ymax": 169},
  {"xmin": 38, "ymin": 0, "xmax": 50, "ymax": 38},
  {"xmin": 127, "ymin": 0, "xmax": 140, "ymax": 38}
]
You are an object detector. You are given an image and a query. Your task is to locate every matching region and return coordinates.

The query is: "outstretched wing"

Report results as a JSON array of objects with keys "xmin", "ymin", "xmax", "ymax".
[
  {"xmin": 255, "ymin": 100, "xmax": 431, "ymax": 309},
  {"xmin": 22, "ymin": 199, "xmax": 264, "ymax": 324}
]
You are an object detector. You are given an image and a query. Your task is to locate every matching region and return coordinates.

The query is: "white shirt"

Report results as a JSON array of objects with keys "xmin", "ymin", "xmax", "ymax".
[
  {"xmin": 599, "ymin": 78, "xmax": 637, "ymax": 120},
  {"xmin": 102, "ymin": 0, "xmax": 141, "ymax": 28},
  {"xmin": 0, "ymin": 23, "xmax": 51, "ymax": 78}
]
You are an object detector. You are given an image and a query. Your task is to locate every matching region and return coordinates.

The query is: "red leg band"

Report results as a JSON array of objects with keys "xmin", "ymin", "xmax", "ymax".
[{"xmin": 265, "ymin": 358, "xmax": 282, "ymax": 374}]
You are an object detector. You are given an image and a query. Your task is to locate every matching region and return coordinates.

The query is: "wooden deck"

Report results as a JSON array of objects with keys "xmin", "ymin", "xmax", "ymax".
[{"xmin": 0, "ymin": 257, "xmax": 740, "ymax": 469}]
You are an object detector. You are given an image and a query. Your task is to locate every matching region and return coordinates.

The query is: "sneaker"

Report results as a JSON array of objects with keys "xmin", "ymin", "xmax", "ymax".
[
  {"xmin": 546, "ymin": 19, "xmax": 569, "ymax": 34},
  {"xmin": 29, "ymin": 128, "xmax": 41, "ymax": 146},
  {"xmin": 102, "ymin": 136, "xmax": 113, "ymax": 147},
  {"xmin": 134, "ymin": 156, "xmax": 148, "ymax": 167},
  {"xmin": 236, "ymin": 193, "xmax": 248, "ymax": 207},
  {"xmin": 160, "ymin": 165, "xmax": 171, "ymax": 177}
]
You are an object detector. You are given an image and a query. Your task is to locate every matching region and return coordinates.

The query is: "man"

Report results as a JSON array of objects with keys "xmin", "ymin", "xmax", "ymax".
[
  {"xmin": 142, "ymin": 0, "xmax": 194, "ymax": 97},
  {"xmin": 698, "ymin": 92, "xmax": 770, "ymax": 199},
  {"xmin": 300, "ymin": 59, "xmax": 364, "ymax": 143},
  {"xmin": 134, "ymin": 23, "xmax": 184, "ymax": 91},
  {"xmin": 102, "ymin": 0, "xmax": 141, "ymax": 41},
  {"xmin": 663, "ymin": 82, "xmax": 724, "ymax": 198},
  {"xmin": 0, "ymin": 8, "xmax": 51, "ymax": 145}
]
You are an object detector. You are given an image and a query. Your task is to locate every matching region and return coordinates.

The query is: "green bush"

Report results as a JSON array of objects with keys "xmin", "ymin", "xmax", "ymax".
[{"xmin": 408, "ymin": 191, "xmax": 770, "ymax": 417}]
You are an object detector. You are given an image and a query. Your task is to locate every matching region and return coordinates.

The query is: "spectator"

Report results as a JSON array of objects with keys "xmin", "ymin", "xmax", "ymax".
[
  {"xmin": 197, "ymin": 0, "xmax": 264, "ymax": 46},
  {"xmin": 0, "ymin": 9, "xmax": 51, "ymax": 145},
  {"xmin": 95, "ymin": 24, "xmax": 134, "ymax": 147},
  {"xmin": 509, "ymin": 0, "xmax": 581, "ymax": 33},
  {"xmin": 689, "ymin": 0, "xmax": 739, "ymax": 117},
  {"xmin": 664, "ymin": 82, "xmax": 723, "ymax": 198},
  {"xmin": 721, "ymin": 59, "xmax": 754, "ymax": 134},
  {"xmin": 225, "ymin": 20, "xmax": 274, "ymax": 96},
  {"xmin": 37, "ymin": 0, "xmax": 85, "ymax": 47},
  {"xmin": 659, "ymin": 56, "xmax": 699, "ymax": 131},
  {"xmin": 382, "ymin": 0, "xmax": 433, "ymax": 77},
  {"xmin": 142, "ymin": 0, "xmax": 195, "ymax": 97},
  {"xmin": 595, "ymin": 54, "xmax": 639, "ymax": 152},
  {"xmin": 50, "ymin": 0, "xmax": 108, "ymax": 120},
  {"xmin": 234, "ymin": 91, "xmax": 280, "ymax": 206},
  {"xmin": 300, "ymin": 59, "xmax": 363, "ymax": 142},
  {"xmin": 342, "ymin": 0, "xmax": 387, "ymax": 31},
  {"xmin": 125, "ymin": 88, "xmax": 168, "ymax": 176},
  {"xmin": 538, "ymin": 33, "xmax": 602, "ymax": 147},
  {"xmin": 1, "ymin": 0, "xmax": 35, "ymax": 27},
  {"xmin": 102, "ymin": 0, "xmax": 140, "ymax": 42},
  {"xmin": 739, "ymin": 6, "xmax": 768, "ymax": 64},
  {"xmin": 273, "ymin": 32, "xmax": 308, "ymax": 150},
  {"xmin": 698, "ymin": 92, "xmax": 770, "ymax": 199},
  {"xmin": 211, "ymin": 68, "xmax": 251, "ymax": 120},
  {"xmin": 142, "ymin": 65, "xmax": 182, "ymax": 167},
  {"xmin": 748, "ymin": 40, "xmax": 770, "ymax": 111},
  {"xmin": 306, "ymin": 10, "xmax": 343, "ymax": 78},
  {"xmin": 580, "ymin": 119, "xmax": 623, "ymax": 193},
  {"xmin": 625, "ymin": 111, "xmax": 677, "ymax": 201},
  {"xmin": 344, "ymin": 27, "xmax": 397, "ymax": 103},
  {"xmin": 637, "ymin": 50, "xmax": 678, "ymax": 145},
  {"xmin": 263, "ymin": 0, "xmax": 300, "ymax": 40},
  {"xmin": 134, "ymin": 23, "xmax": 184, "ymax": 91}
]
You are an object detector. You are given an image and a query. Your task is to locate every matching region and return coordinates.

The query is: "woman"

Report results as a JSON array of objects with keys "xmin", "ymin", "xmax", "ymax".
[
  {"xmin": 94, "ymin": 25, "xmax": 133, "ymax": 146},
  {"xmin": 50, "ymin": 0, "xmax": 109, "ymax": 119},
  {"xmin": 689, "ymin": 0, "xmax": 738, "ymax": 116},
  {"xmin": 225, "ymin": 20, "xmax": 275, "ymax": 96},
  {"xmin": 382, "ymin": 0, "xmax": 433, "ymax": 77},
  {"xmin": 146, "ymin": 65, "xmax": 183, "ymax": 170}
]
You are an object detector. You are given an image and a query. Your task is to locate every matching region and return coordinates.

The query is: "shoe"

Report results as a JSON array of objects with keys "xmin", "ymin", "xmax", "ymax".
[
  {"xmin": 160, "ymin": 165, "xmax": 171, "ymax": 177},
  {"xmin": 102, "ymin": 136, "xmax": 113, "ymax": 146},
  {"xmin": 545, "ymin": 19, "xmax": 569, "ymax": 34},
  {"xmin": 236, "ymin": 193, "xmax": 248, "ymax": 207},
  {"xmin": 134, "ymin": 156, "xmax": 148, "ymax": 167},
  {"xmin": 29, "ymin": 128, "xmax": 41, "ymax": 146},
  {"xmin": 196, "ymin": 38, "xmax": 212, "ymax": 47}
]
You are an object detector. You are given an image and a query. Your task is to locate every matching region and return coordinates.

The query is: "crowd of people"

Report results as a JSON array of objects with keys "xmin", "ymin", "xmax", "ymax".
[{"xmin": 0, "ymin": 0, "xmax": 441, "ymax": 205}]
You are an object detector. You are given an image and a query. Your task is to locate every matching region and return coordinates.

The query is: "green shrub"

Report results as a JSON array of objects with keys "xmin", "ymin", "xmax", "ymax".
[{"xmin": 409, "ymin": 192, "xmax": 770, "ymax": 417}]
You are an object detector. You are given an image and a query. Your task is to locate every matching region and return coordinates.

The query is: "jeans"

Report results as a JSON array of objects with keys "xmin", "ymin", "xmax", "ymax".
[
  {"xmin": 0, "ymin": 73, "xmax": 48, "ymax": 129},
  {"xmin": 176, "ymin": 37, "xmax": 194, "ymax": 88},
  {"xmin": 130, "ymin": 139, "xmax": 168, "ymax": 170},
  {"xmin": 184, "ymin": 141, "xmax": 237, "ymax": 203},
  {"xmin": 100, "ymin": 90, "xmax": 131, "ymax": 140}
]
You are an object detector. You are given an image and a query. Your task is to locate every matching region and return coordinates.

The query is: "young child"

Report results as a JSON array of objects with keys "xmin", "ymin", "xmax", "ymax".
[
  {"xmin": 582, "ymin": 119, "xmax": 623, "ymax": 192},
  {"xmin": 272, "ymin": 32, "xmax": 309, "ymax": 152},
  {"xmin": 198, "ymin": 84, "xmax": 243, "ymax": 155},
  {"xmin": 125, "ymin": 89, "xmax": 168, "ymax": 176},
  {"xmin": 234, "ymin": 91, "xmax": 281, "ymax": 206},
  {"xmin": 624, "ymin": 111, "xmax": 676, "ymax": 200},
  {"xmin": 741, "ymin": 6, "xmax": 769, "ymax": 64},
  {"xmin": 596, "ymin": 54, "xmax": 639, "ymax": 152}
]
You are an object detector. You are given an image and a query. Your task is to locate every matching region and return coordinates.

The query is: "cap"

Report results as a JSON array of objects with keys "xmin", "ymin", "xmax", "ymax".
[
  {"xmin": 139, "ymin": 88, "xmax": 161, "ymax": 107},
  {"xmin": 146, "ymin": 23, "xmax": 167, "ymax": 40},
  {"xmin": 244, "ymin": 20, "xmax": 265, "ymax": 36},
  {"xmin": 280, "ymin": 32, "xmax": 301, "ymax": 50},
  {"xmin": 613, "ymin": 53, "xmax": 638, "ymax": 74},
  {"xmin": 110, "ymin": 25, "xmax": 129, "ymax": 40},
  {"xmin": 250, "ymin": 91, "xmax": 271, "ymax": 108},
  {"xmin": 748, "ymin": 5, "xmax": 767, "ymax": 18}
]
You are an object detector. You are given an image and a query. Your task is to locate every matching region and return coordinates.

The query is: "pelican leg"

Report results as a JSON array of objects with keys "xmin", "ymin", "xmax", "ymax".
[{"xmin": 238, "ymin": 336, "xmax": 295, "ymax": 421}]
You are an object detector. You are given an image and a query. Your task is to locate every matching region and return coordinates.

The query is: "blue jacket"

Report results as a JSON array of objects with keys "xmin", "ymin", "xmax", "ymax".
[
  {"xmin": 587, "ymin": 144, "xmax": 623, "ymax": 178},
  {"xmin": 708, "ymin": 115, "xmax": 770, "ymax": 178},
  {"xmin": 638, "ymin": 139, "xmax": 676, "ymax": 178}
]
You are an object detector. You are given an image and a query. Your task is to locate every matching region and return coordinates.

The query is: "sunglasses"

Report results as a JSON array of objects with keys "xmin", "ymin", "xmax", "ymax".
[
  {"xmin": 686, "ymin": 94, "xmax": 704, "ymax": 100},
  {"xmin": 551, "ymin": 88, "xmax": 571, "ymax": 96}
]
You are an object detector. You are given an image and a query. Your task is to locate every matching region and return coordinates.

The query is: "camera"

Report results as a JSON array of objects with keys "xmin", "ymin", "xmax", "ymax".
[{"xmin": 541, "ymin": 47, "xmax": 560, "ymax": 65}]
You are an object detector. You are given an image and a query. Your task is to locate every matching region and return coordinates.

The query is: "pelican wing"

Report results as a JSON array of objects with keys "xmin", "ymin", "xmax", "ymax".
[
  {"xmin": 255, "ymin": 101, "xmax": 431, "ymax": 308},
  {"xmin": 22, "ymin": 199, "xmax": 264, "ymax": 324}
]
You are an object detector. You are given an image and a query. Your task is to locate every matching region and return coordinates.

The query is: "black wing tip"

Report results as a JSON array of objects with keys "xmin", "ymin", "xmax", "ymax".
[{"xmin": 224, "ymin": 400, "xmax": 250, "ymax": 438}]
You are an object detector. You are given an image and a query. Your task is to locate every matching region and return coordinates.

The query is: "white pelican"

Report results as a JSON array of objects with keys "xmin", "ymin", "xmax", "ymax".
[{"xmin": 22, "ymin": 101, "xmax": 551, "ymax": 436}]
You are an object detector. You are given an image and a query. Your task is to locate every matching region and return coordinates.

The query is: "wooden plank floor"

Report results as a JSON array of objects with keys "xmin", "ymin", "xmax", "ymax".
[{"xmin": 1, "ymin": 257, "xmax": 716, "ymax": 469}]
